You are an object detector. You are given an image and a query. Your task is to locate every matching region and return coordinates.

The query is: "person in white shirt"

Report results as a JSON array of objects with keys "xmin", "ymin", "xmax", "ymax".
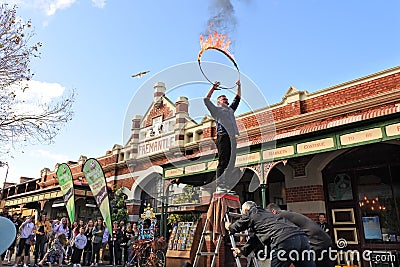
[
  {"xmin": 71, "ymin": 227, "xmax": 87, "ymax": 267},
  {"xmin": 53, "ymin": 217, "xmax": 70, "ymax": 238},
  {"xmin": 13, "ymin": 216, "xmax": 35, "ymax": 267}
]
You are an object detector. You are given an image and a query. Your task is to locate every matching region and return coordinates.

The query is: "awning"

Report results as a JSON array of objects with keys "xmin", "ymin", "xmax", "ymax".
[{"xmin": 5, "ymin": 190, "xmax": 63, "ymax": 206}]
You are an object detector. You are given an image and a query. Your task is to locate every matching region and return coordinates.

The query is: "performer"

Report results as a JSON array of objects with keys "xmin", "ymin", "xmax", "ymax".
[{"xmin": 203, "ymin": 80, "xmax": 241, "ymax": 191}]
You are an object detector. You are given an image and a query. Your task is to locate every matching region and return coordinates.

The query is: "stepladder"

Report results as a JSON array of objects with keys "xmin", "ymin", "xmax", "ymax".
[
  {"xmin": 193, "ymin": 192, "xmax": 259, "ymax": 267},
  {"xmin": 225, "ymin": 212, "xmax": 259, "ymax": 267}
]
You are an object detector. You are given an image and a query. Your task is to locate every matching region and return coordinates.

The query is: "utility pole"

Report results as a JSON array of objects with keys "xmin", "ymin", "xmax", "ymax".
[{"xmin": 0, "ymin": 161, "xmax": 9, "ymax": 200}]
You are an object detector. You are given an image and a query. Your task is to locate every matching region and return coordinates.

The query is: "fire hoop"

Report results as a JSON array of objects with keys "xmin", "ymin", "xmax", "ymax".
[{"xmin": 198, "ymin": 30, "xmax": 240, "ymax": 90}]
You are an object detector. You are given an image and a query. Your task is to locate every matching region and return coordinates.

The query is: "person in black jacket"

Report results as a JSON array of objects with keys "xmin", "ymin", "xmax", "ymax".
[
  {"xmin": 83, "ymin": 220, "xmax": 94, "ymax": 266},
  {"xmin": 267, "ymin": 203, "xmax": 335, "ymax": 267},
  {"xmin": 225, "ymin": 201, "xmax": 315, "ymax": 267}
]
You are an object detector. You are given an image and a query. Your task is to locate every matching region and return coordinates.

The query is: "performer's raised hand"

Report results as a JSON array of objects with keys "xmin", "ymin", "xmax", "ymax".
[{"xmin": 213, "ymin": 81, "xmax": 221, "ymax": 90}]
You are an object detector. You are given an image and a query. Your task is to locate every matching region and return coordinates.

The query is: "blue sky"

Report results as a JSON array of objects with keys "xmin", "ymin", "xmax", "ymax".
[{"xmin": 0, "ymin": 0, "xmax": 399, "ymax": 184}]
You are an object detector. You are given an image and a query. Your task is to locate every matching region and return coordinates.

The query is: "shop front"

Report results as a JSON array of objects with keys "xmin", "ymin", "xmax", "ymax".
[{"xmin": 323, "ymin": 143, "xmax": 400, "ymax": 266}]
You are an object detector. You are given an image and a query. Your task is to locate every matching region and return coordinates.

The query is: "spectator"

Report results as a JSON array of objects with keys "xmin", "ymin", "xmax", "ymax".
[
  {"xmin": 109, "ymin": 221, "xmax": 123, "ymax": 265},
  {"xmin": 71, "ymin": 227, "xmax": 87, "ymax": 267},
  {"xmin": 83, "ymin": 220, "xmax": 94, "ymax": 266},
  {"xmin": 317, "ymin": 214, "xmax": 331, "ymax": 235},
  {"xmin": 1, "ymin": 206, "xmax": 12, "ymax": 219},
  {"xmin": 34, "ymin": 213, "xmax": 51, "ymax": 265},
  {"xmin": 53, "ymin": 217, "xmax": 70, "ymax": 238},
  {"xmin": 4, "ymin": 213, "xmax": 22, "ymax": 264},
  {"xmin": 13, "ymin": 216, "xmax": 35, "ymax": 267},
  {"xmin": 91, "ymin": 218, "xmax": 104, "ymax": 266},
  {"xmin": 36, "ymin": 233, "xmax": 67, "ymax": 267},
  {"xmin": 99, "ymin": 222, "xmax": 109, "ymax": 264}
]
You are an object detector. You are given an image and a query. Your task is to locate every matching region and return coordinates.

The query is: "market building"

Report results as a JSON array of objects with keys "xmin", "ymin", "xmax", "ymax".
[{"xmin": 1, "ymin": 66, "xmax": 399, "ymax": 266}]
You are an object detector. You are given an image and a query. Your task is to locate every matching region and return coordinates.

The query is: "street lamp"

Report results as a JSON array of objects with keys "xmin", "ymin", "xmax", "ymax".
[{"xmin": 0, "ymin": 161, "xmax": 9, "ymax": 199}]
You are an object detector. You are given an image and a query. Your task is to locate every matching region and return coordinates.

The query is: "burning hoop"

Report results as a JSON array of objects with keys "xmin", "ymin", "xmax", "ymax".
[{"xmin": 198, "ymin": 30, "xmax": 240, "ymax": 89}]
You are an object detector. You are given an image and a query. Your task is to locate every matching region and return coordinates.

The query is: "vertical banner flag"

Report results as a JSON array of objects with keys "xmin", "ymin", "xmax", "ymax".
[
  {"xmin": 82, "ymin": 158, "xmax": 112, "ymax": 235},
  {"xmin": 56, "ymin": 163, "xmax": 75, "ymax": 223}
]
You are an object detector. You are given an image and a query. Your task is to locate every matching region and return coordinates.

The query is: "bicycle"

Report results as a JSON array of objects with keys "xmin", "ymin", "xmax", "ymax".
[{"xmin": 127, "ymin": 238, "xmax": 166, "ymax": 267}]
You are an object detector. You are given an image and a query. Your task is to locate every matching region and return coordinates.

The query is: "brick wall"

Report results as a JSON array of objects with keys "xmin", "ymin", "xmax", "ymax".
[
  {"xmin": 303, "ymin": 72, "xmax": 400, "ymax": 113},
  {"xmin": 287, "ymin": 155, "xmax": 313, "ymax": 177},
  {"xmin": 236, "ymin": 71, "xmax": 400, "ymax": 137},
  {"xmin": 144, "ymin": 103, "xmax": 173, "ymax": 127},
  {"xmin": 286, "ymin": 185, "xmax": 325, "ymax": 203},
  {"xmin": 302, "ymin": 213, "xmax": 321, "ymax": 222}
]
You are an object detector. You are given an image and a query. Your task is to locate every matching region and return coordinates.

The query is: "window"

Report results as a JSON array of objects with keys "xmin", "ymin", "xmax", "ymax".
[{"xmin": 357, "ymin": 166, "xmax": 400, "ymax": 243}]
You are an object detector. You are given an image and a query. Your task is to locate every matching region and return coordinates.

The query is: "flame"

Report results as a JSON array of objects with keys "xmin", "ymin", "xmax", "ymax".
[{"xmin": 198, "ymin": 27, "xmax": 234, "ymax": 61}]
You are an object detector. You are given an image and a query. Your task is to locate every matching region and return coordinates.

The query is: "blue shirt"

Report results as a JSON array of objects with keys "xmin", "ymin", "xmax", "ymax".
[{"xmin": 204, "ymin": 96, "xmax": 240, "ymax": 136}]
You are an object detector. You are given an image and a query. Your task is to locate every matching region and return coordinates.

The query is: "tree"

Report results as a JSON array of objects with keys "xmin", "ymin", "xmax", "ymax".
[
  {"xmin": 0, "ymin": 4, "xmax": 74, "ymax": 154},
  {"xmin": 111, "ymin": 188, "xmax": 128, "ymax": 223}
]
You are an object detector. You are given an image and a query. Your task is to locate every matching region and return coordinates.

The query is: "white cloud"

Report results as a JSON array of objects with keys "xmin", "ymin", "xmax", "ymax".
[
  {"xmin": 18, "ymin": 80, "xmax": 66, "ymax": 103},
  {"xmin": 92, "ymin": 0, "xmax": 106, "ymax": 8},
  {"xmin": 10, "ymin": 80, "xmax": 66, "ymax": 115},
  {"xmin": 1, "ymin": 0, "xmax": 105, "ymax": 17},
  {"xmin": 45, "ymin": 0, "xmax": 77, "ymax": 16}
]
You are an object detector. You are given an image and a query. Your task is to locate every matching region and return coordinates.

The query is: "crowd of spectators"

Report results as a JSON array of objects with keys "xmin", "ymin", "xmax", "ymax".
[{"xmin": 0, "ymin": 207, "xmax": 158, "ymax": 267}]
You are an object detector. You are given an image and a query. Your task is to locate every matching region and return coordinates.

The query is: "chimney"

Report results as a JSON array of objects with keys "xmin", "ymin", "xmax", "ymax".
[
  {"xmin": 175, "ymin": 96, "xmax": 189, "ymax": 147},
  {"xmin": 154, "ymin": 82, "xmax": 166, "ymax": 103},
  {"xmin": 130, "ymin": 115, "xmax": 143, "ymax": 158}
]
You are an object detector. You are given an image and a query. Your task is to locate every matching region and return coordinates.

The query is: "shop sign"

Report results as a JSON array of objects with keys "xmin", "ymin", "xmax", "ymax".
[
  {"xmin": 385, "ymin": 123, "xmax": 400, "ymax": 137},
  {"xmin": 207, "ymin": 160, "xmax": 218, "ymax": 171},
  {"xmin": 185, "ymin": 163, "xmax": 206, "ymax": 174},
  {"xmin": 297, "ymin": 137, "xmax": 335, "ymax": 154},
  {"xmin": 263, "ymin": 146, "xmax": 294, "ymax": 160},
  {"xmin": 165, "ymin": 168, "xmax": 183, "ymax": 178},
  {"xmin": 137, "ymin": 134, "xmax": 176, "ymax": 157},
  {"xmin": 235, "ymin": 152, "xmax": 261, "ymax": 166},
  {"xmin": 340, "ymin": 128, "xmax": 382, "ymax": 146}
]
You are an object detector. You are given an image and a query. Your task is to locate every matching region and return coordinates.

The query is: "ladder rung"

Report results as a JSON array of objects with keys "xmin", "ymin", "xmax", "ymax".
[
  {"xmin": 198, "ymin": 252, "xmax": 218, "ymax": 256},
  {"xmin": 234, "ymin": 233, "xmax": 249, "ymax": 237},
  {"xmin": 227, "ymin": 212, "xmax": 242, "ymax": 218}
]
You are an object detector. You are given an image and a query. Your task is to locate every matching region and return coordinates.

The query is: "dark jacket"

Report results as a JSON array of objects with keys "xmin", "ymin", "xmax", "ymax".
[
  {"xmin": 229, "ymin": 207, "xmax": 306, "ymax": 251},
  {"xmin": 278, "ymin": 210, "xmax": 332, "ymax": 251}
]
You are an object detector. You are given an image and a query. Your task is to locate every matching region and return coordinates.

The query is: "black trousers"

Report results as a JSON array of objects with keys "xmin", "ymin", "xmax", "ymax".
[
  {"xmin": 108, "ymin": 241, "xmax": 122, "ymax": 265},
  {"xmin": 92, "ymin": 242, "xmax": 102, "ymax": 264},
  {"xmin": 71, "ymin": 247, "xmax": 83, "ymax": 264},
  {"xmin": 34, "ymin": 234, "xmax": 47, "ymax": 263},
  {"xmin": 216, "ymin": 134, "xmax": 237, "ymax": 187},
  {"xmin": 83, "ymin": 243, "xmax": 92, "ymax": 265}
]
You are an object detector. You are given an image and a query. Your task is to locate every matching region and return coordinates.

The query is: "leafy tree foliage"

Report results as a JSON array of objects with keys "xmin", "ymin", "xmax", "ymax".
[{"xmin": 111, "ymin": 187, "xmax": 128, "ymax": 223}]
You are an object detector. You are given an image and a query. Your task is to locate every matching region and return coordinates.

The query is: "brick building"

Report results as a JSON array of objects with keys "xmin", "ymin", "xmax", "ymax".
[{"xmin": 1, "ymin": 66, "xmax": 400, "ymax": 266}]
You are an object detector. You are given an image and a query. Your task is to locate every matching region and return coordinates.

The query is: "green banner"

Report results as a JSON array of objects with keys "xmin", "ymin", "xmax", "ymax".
[
  {"xmin": 82, "ymin": 158, "xmax": 112, "ymax": 236},
  {"xmin": 56, "ymin": 163, "xmax": 75, "ymax": 223}
]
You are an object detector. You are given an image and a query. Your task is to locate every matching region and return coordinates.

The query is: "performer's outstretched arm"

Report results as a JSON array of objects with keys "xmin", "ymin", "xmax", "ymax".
[
  {"xmin": 205, "ymin": 81, "xmax": 220, "ymax": 99},
  {"xmin": 235, "ymin": 80, "xmax": 241, "ymax": 98}
]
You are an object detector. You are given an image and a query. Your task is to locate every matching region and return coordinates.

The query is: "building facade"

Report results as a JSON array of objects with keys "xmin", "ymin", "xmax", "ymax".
[{"xmin": 1, "ymin": 66, "xmax": 400, "ymax": 266}]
